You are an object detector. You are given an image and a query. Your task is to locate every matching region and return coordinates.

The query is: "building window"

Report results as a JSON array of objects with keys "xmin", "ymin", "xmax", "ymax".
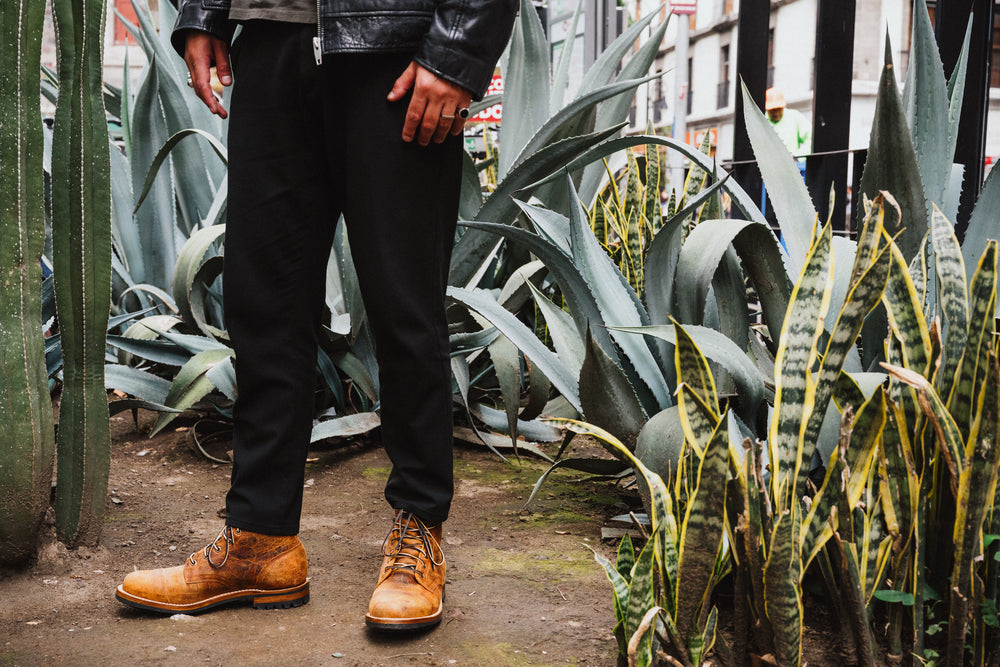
[{"xmin": 717, "ymin": 44, "xmax": 730, "ymax": 109}]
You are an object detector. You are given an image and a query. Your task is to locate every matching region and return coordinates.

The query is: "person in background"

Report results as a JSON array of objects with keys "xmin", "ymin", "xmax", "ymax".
[
  {"xmin": 115, "ymin": 0, "xmax": 518, "ymax": 634},
  {"xmin": 765, "ymin": 87, "xmax": 811, "ymax": 156}
]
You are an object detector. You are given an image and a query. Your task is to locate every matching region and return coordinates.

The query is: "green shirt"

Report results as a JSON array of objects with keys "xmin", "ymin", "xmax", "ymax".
[
  {"xmin": 230, "ymin": 0, "xmax": 315, "ymax": 24},
  {"xmin": 769, "ymin": 107, "xmax": 812, "ymax": 156}
]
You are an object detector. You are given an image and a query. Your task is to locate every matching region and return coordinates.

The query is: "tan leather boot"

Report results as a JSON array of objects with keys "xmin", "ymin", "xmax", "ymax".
[
  {"xmin": 365, "ymin": 510, "xmax": 445, "ymax": 631},
  {"xmin": 115, "ymin": 526, "xmax": 309, "ymax": 614}
]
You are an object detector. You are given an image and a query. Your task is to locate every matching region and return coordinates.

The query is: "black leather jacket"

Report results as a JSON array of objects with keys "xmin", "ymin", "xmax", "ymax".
[{"xmin": 171, "ymin": 0, "xmax": 518, "ymax": 99}]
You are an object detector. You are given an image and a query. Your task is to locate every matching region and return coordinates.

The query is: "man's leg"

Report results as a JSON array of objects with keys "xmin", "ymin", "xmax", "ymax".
[
  {"xmin": 116, "ymin": 21, "xmax": 333, "ymax": 614},
  {"xmin": 325, "ymin": 53, "xmax": 462, "ymax": 630}
]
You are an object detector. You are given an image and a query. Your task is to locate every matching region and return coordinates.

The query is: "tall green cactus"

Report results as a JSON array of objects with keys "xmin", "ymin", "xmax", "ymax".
[
  {"xmin": 0, "ymin": 0, "xmax": 58, "ymax": 565},
  {"xmin": 50, "ymin": 0, "xmax": 113, "ymax": 545}
]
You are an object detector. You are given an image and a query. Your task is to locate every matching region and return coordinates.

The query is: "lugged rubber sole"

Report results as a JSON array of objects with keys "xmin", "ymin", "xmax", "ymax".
[{"xmin": 115, "ymin": 581, "xmax": 310, "ymax": 615}]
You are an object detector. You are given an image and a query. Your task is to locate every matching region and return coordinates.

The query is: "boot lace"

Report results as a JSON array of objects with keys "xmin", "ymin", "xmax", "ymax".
[
  {"xmin": 380, "ymin": 511, "xmax": 443, "ymax": 576},
  {"xmin": 189, "ymin": 526, "xmax": 241, "ymax": 569}
]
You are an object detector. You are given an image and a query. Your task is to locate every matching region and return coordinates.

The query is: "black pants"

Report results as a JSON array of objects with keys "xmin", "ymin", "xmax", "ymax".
[{"xmin": 223, "ymin": 21, "xmax": 460, "ymax": 535}]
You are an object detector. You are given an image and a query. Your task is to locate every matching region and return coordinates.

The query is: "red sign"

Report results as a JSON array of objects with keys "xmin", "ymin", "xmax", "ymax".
[
  {"xmin": 470, "ymin": 71, "xmax": 503, "ymax": 124},
  {"xmin": 670, "ymin": 1, "xmax": 697, "ymax": 14}
]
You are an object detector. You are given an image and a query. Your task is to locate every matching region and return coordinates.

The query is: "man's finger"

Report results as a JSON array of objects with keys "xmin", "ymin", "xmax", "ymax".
[
  {"xmin": 184, "ymin": 32, "xmax": 228, "ymax": 118},
  {"xmin": 213, "ymin": 39, "xmax": 233, "ymax": 87},
  {"xmin": 417, "ymin": 102, "xmax": 443, "ymax": 146},
  {"xmin": 402, "ymin": 94, "xmax": 427, "ymax": 143},
  {"xmin": 388, "ymin": 62, "xmax": 417, "ymax": 102},
  {"xmin": 431, "ymin": 112, "xmax": 454, "ymax": 145}
]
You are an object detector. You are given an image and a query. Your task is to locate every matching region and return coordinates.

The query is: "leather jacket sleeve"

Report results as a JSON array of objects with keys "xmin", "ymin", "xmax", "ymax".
[
  {"xmin": 414, "ymin": 0, "xmax": 520, "ymax": 99},
  {"xmin": 169, "ymin": 0, "xmax": 237, "ymax": 59}
]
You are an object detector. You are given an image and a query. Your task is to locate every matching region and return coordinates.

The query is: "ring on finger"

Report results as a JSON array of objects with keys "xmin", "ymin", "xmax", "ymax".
[
  {"xmin": 441, "ymin": 113, "xmax": 455, "ymax": 120},
  {"xmin": 458, "ymin": 107, "xmax": 471, "ymax": 119}
]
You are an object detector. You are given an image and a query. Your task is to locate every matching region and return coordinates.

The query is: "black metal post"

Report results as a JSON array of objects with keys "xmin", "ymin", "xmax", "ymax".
[
  {"xmin": 934, "ymin": 0, "xmax": 995, "ymax": 235},
  {"xmin": 806, "ymin": 0, "xmax": 856, "ymax": 232},
  {"xmin": 732, "ymin": 0, "xmax": 770, "ymax": 218}
]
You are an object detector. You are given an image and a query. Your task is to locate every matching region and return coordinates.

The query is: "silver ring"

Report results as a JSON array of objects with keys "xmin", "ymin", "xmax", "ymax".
[
  {"xmin": 441, "ymin": 113, "xmax": 455, "ymax": 120},
  {"xmin": 458, "ymin": 107, "xmax": 471, "ymax": 119},
  {"xmin": 186, "ymin": 73, "xmax": 193, "ymax": 88}
]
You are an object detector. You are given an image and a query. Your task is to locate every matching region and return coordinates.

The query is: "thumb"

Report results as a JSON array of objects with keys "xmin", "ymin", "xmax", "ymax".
[{"xmin": 387, "ymin": 62, "xmax": 417, "ymax": 101}]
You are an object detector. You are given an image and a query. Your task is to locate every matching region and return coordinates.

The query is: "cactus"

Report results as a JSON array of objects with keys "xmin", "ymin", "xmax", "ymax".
[
  {"xmin": 0, "ymin": 0, "xmax": 58, "ymax": 565},
  {"xmin": 50, "ymin": 0, "xmax": 113, "ymax": 546}
]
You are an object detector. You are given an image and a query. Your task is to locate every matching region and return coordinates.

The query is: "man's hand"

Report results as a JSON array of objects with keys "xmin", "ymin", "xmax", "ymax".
[
  {"xmin": 387, "ymin": 62, "xmax": 472, "ymax": 146},
  {"xmin": 184, "ymin": 30, "xmax": 233, "ymax": 118}
]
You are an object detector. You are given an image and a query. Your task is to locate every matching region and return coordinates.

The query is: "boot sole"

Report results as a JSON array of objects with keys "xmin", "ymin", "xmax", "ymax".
[
  {"xmin": 115, "ymin": 580, "xmax": 310, "ymax": 615},
  {"xmin": 365, "ymin": 597, "xmax": 443, "ymax": 632}
]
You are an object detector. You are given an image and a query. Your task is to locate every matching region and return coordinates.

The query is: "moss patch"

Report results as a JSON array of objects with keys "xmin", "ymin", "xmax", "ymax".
[
  {"xmin": 457, "ymin": 641, "xmax": 582, "ymax": 666},
  {"xmin": 471, "ymin": 546, "xmax": 599, "ymax": 583},
  {"xmin": 361, "ymin": 466, "xmax": 391, "ymax": 480}
]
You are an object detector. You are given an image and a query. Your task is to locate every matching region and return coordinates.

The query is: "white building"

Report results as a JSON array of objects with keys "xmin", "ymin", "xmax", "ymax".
[{"xmin": 623, "ymin": 0, "xmax": 999, "ymax": 168}]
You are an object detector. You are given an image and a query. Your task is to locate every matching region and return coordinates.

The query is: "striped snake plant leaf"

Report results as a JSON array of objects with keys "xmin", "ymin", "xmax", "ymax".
[
  {"xmin": 626, "ymin": 531, "xmax": 658, "ymax": 667},
  {"xmin": 676, "ymin": 383, "xmax": 719, "ymax": 461},
  {"xmin": 672, "ymin": 322, "xmax": 720, "ymax": 415},
  {"xmin": 797, "ymin": 237, "xmax": 892, "ymax": 494},
  {"xmin": 450, "ymin": 123, "xmax": 624, "ymax": 287},
  {"xmin": 675, "ymin": 413, "xmax": 729, "ymax": 641},
  {"xmin": 947, "ymin": 241, "xmax": 997, "ymax": 437},
  {"xmin": 497, "ymin": 0, "xmax": 549, "ymax": 179},
  {"xmin": 740, "ymin": 82, "xmax": 816, "ymax": 277},
  {"xmin": 832, "ymin": 534, "xmax": 880, "ymax": 667},
  {"xmin": 579, "ymin": 329, "xmax": 648, "ymax": 449},
  {"xmin": 961, "ymin": 159, "xmax": 1000, "ymax": 286},
  {"xmin": 858, "ymin": 42, "xmax": 927, "ymax": 263},
  {"xmin": 769, "ymin": 223, "xmax": 835, "ymax": 512},
  {"xmin": 882, "ymin": 363, "xmax": 965, "ymax": 495},
  {"xmin": 672, "ymin": 218, "xmax": 791, "ymax": 352},
  {"xmin": 851, "ymin": 192, "xmax": 890, "ymax": 289},
  {"xmin": 800, "ymin": 391, "xmax": 887, "ymax": 570},
  {"xmin": 901, "ymin": 0, "xmax": 952, "ymax": 211},
  {"xmin": 740, "ymin": 438, "xmax": 774, "ymax": 648},
  {"xmin": 150, "ymin": 347, "xmax": 235, "ymax": 436},
  {"xmin": 0, "ymin": 0, "xmax": 57, "ymax": 564},
  {"xmin": 645, "ymin": 141, "xmax": 662, "ymax": 233},
  {"xmin": 931, "ymin": 205, "xmax": 969, "ymax": 393},
  {"xmin": 764, "ymin": 509, "xmax": 804, "ymax": 667},
  {"xmin": 947, "ymin": 351, "xmax": 1000, "ymax": 665},
  {"xmin": 879, "ymin": 398, "xmax": 919, "ymax": 554},
  {"xmin": 546, "ymin": 418, "xmax": 680, "ymax": 613},
  {"xmin": 50, "ymin": 0, "xmax": 114, "ymax": 546},
  {"xmin": 593, "ymin": 548, "xmax": 632, "ymax": 656},
  {"xmin": 448, "ymin": 287, "xmax": 582, "ymax": 414}
]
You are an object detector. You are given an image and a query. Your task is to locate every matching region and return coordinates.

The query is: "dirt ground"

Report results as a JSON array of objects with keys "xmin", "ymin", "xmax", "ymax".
[{"xmin": 0, "ymin": 413, "xmax": 630, "ymax": 666}]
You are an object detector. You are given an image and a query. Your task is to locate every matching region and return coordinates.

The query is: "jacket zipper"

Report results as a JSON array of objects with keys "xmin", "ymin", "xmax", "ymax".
[{"xmin": 312, "ymin": 0, "xmax": 323, "ymax": 64}]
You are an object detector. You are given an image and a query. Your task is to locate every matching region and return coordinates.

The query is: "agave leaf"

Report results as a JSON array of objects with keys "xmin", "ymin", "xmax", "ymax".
[
  {"xmin": 674, "ymin": 218, "xmax": 792, "ymax": 354},
  {"xmin": 576, "ymin": 7, "xmax": 660, "ymax": 99},
  {"xmin": 741, "ymin": 82, "xmax": 816, "ymax": 276},
  {"xmin": 901, "ymin": 0, "xmax": 951, "ymax": 209},
  {"xmin": 497, "ymin": 0, "xmax": 550, "ymax": 178},
  {"xmin": 449, "ymin": 123, "xmax": 624, "ymax": 287},
  {"xmin": 449, "ymin": 287, "xmax": 582, "ymax": 414},
  {"xmin": 564, "ymin": 175, "xmax": 670, "ymax": 411},
  {"xmin": 635, "ymin": 406, "xmax": 687, "ymax": 485},
  {"xmin": 133, "ymin": 129, "xmax": 228, "ymax": 214},
  {"xmin": 676, "ymin": 415, "xmax": 729, "ymax": 640},
  {"xmin": 931, "ymin": 205, "xmax": 968, "ymax": 395},
  {"xmin": 150, "ymin": 348, "xmax": 234, "ymax": 436},
  {"xmin": 549, "ymin": 0, "xmax": 583, "ymax": 114},
  {"xmin": 525, "ymin": 281, "xmax": 585, "ymax": 378},
  {"xmin": 961, "ymin": 161, "xmax": 1000, "ymax": 286},
  {"xmin": 129, "ymin": 61, "xmax": 177, "ymax": 290},
  {"xmin": 769, "ymin": 224, "xmax": 834, "ymax": 510},
  {"xmin": 104, "ymin": 364, "xmax": 172, "ymax": 404},
  {"xmin": 488, "ymin": 332, "xmax": 523, "ymax": 450},
  {"xmin": 518, "ymin": 200, "xmax": 571, "ymax": 251},
  {"xmin": 171, "ymin": 224, "xmax": 226, "ymax": 335},
  {"xmin": 859, "ymin": 43, "xmax": 927, "ymax": 262},
  {"xmin": 579, "ymin": 329, "xmax": 648, "ymax": 449},
  {"xmin": 204, "ymin": 356, "xmax": 236, "ymax": 401},
  {"xmin": 471, "ymin": 404, "xmax": 562, "ymax": 442},
  {"xmin": 330, "ymin": 349, "xmax": 378, "ymax": 404},
  {"xmin": 106, "ymin": 335, "xmax": 190, "ymax": 367},
  {"xmin": 310, "ymin": 412, "xmax": 381, "ymax": 443}
]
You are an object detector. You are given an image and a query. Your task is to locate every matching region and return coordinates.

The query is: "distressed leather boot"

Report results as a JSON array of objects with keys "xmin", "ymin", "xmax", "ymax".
[
  {"xmin": 365, "ymin": 510, "xmax": 445, "ymax": 631},
  {"xmin": 115, "ymin": 526, "xmax": 309, "ymax": 614}
]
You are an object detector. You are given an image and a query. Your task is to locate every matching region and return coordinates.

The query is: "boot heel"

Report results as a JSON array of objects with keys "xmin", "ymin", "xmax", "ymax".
[{"xmin": 252, "ymin": 583, "xmax": 310, "ymax": 610}]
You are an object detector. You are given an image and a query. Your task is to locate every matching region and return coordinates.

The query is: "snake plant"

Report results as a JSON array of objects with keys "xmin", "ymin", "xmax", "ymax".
[{"xmin": 0, "ymin": 0, "xmax": 57, "ymax": 565}]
